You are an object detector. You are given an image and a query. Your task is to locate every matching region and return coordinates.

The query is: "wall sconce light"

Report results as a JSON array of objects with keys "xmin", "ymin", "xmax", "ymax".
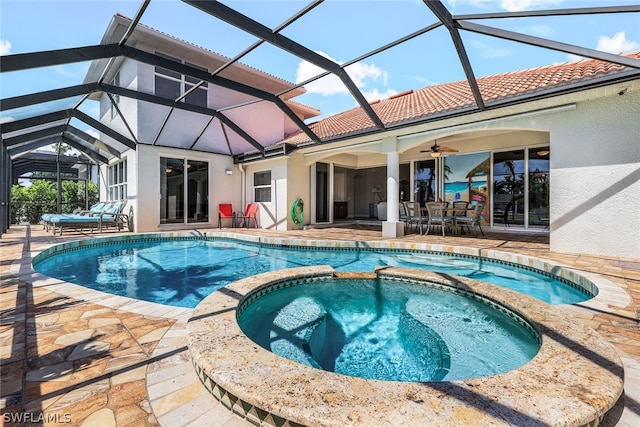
[{"xmin": 225, "ymin": 168, "xmax": 233, "ymax": 175}]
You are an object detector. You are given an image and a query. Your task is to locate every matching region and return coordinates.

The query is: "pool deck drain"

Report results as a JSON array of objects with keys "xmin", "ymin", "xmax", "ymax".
[{"xmin": 1, "ymin": 225, "xmax": 639, "ymax": 426}]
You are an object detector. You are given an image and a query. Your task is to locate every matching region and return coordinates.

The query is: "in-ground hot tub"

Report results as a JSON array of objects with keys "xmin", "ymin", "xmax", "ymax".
[
  {"xmin": 188, "ymin": 266, "xmax": 623, "ymax": 426},
  {"xmin": 237, "ymin": 274, "xmax": 541, "ymax": 382}
]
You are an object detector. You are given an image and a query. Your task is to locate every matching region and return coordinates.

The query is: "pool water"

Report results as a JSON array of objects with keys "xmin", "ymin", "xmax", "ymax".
[
  {"xmin": 237, "ymin": 278, "xmax": 540, "ymax": 381},
  {"xmin": 33, "ymin": 238, "xmax": 591, "ymax": 308}
]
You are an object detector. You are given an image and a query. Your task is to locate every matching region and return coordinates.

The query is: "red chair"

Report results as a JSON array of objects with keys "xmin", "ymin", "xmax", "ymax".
[
  {"xmin": 235, "ymin": 203, "xmax": 259, "ymax": 228},
  {"xmin": 218, "ymin": 203, "xmax": 235, "ymax": 228}
]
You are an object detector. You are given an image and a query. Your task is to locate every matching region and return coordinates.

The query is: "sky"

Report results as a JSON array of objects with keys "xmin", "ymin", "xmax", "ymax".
[{"xmin": 1, "ymin": 0, "xmax": 639, "ymax": 126}]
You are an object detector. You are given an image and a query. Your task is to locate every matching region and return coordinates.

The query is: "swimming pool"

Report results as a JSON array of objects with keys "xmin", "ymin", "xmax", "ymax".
[{"xmin": 32, "ymin": 235, "xmax": 593, "ymax": 308}]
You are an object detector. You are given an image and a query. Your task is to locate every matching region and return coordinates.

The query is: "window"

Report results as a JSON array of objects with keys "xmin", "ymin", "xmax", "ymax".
[
  {"xmin": 254, "ymin": 171, "xmax": 271, "ymax": 203},
  {"xmin": 110, "ymin": 72, "xmax": 120, "ymax": 120},
  {"xmin": 154, "ymin": 52, "xmax": 208, "ymax": 108},
  {"xmin": 108, "ymin": 159, "xmax": 127, "ymax": 201}
]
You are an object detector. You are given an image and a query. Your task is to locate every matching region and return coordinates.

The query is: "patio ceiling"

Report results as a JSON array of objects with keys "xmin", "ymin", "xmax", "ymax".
[{"xmin": 2, "ymin": 0, "xmax": 640, "ymax": 171}]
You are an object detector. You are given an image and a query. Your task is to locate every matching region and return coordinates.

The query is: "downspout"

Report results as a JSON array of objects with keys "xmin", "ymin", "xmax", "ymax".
[{"xmin": 238, "ymin": 163, "xmax": 246, "ymax": 211}]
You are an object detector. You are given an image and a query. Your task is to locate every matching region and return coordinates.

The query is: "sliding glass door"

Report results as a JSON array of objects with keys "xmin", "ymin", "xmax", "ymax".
[
  {"xmin": 493, "ymin": 150, "xmax": 525, "ymax": 227},
  {"xmin": 528, "ymin": 147, "xmax": 550, "ymax": 229},
  {"xmin": 160, "ymin": 157, "xmax": 209, "ymax": 225},
  {"xmin": 492, "ymin": 147, "xmax": 549, "ymax": 229}
]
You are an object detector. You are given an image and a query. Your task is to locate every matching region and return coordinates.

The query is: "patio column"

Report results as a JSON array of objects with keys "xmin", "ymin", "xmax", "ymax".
[{"xmin": 382, "ymin": 138, "xmax": 404, "ymax": 238}]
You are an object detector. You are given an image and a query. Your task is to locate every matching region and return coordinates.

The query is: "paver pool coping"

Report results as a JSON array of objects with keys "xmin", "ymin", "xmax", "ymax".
[{"xmin": 188, "ymin": 265, "xmax": 624, "ymax": 427}]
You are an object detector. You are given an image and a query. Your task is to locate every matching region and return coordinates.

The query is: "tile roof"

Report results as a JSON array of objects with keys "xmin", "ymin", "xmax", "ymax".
[{"xmin": 279, "ymin": 51, "xmax": 640, "ymax": 147}]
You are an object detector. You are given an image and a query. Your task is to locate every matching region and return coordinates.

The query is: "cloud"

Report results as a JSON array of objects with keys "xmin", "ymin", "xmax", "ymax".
[
  {"xmin": 360, "ymin": 88, "xmax": 398, "ymax": 103},
  {"xmin": 596, "ymin": 31, "xmax": 640, "ymax": 54},
  {"xmin": 519, "ymin": 25, "xmax": 553, "ymax": 38},
  {"xmin": 499, "ymin": 0, "xmax": 561, "ymax": 12},
  {"xmin": 86, "ymin": 129, "xmax": 100, "ymax": 139},
  {"xmin": 53, "ymin": 65, "xmax": 80, "ymax": 77},
  {"xmin": 564, "ymin": 31, "xmax": 639, "ymax": 62},
  {"xmin": 295, "ymin": 51, "xmax": 395, "ymax": 100},
  {"xmin": 446, "ymin": 0, "xmax": 561, "ymax": 13},
  {"xmin": 467, "ymin": 39, "xmax": 513, "ymax": 59},
  {"xmin": 0, "ymin": 39, "xmax": 11, "ymax": 55}
]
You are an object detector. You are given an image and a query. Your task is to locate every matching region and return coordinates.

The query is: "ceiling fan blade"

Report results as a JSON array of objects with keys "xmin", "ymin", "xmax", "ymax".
[{"xmin": 438, "ymin": 146, "xmax": 459, "ymax": 152}]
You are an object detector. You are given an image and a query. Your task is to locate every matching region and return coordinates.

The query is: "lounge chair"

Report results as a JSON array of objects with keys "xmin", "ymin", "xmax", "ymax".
[
  {"xmin": 47, "ymin": 200, "xmax": 130, "ymax": 235},
  {"xmin": 235, "ymin": 203, "xmax": 259, "ymax": 228},
  {"xmin": 218, "ymin": 203, "xmax": 235, "ymax": 228},
  {"xmin": 42, "ymin": 201, "xmax": 108, "ymax": 232}
]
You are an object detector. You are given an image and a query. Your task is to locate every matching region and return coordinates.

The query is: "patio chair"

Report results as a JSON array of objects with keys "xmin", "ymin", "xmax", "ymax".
[
  {"xmin": 451, "ymin": 200, "xmax": 470, "ymax": 234},
  {"xmin": 455, "ymin": 202, "xmax": 485, "ymax": 237},
  {"xmin": 236, "ymin": 203, "xmax": 259, "ymax": 228},
  {"xmin": 399, "ymin": 202, "xmax": 410, "ymax": 232},
  {"xmin": 424, "ymin": 202, "xmax": 454, "ymax": 237},
  {"xmin": 218, "ymin": 203, "xmax": 235, "ymax": 228},
  {"xmin": 403, "ymin": 202, "xmax": 427, "ymax": 234},
  {"xmin": 452, "ymin": 200, "xmax": 469, "ymax": 216}
]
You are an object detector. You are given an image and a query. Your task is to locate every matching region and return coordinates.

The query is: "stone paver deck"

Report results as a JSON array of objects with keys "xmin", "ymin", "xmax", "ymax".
[{"xmin": 1, "ymin": 224, "xmax": 638, "ymax": 426}]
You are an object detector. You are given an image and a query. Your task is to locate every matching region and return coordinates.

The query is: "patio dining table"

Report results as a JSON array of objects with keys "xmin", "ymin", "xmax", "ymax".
[{"xmin": 420, "ymin": 204, "xmax": 477, "ymax": 236}]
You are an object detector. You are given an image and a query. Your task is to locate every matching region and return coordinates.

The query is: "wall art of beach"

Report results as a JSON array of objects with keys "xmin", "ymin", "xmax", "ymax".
[{"xmin": 444, "ymin": 180, "xmax": 487, "ymax": 202}]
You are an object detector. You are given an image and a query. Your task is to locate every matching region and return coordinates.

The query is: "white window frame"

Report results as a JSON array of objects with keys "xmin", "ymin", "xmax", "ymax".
[
  {"xmin": 253, "ymin": 170, "xmax": 272, "ymax": 203},
  {"xmin": 154, "ymin": 51, "xmax": 208, "ymax": 107},
  {"xmin": 110, "ymin": 72, "xmax": 120, "ymax": 120},
  {"xmin": 108, "ymin": 159, "xmax": 127, "ymax": 201}
]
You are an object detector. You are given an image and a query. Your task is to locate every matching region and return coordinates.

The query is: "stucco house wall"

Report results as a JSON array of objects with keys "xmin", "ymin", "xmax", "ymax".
[
  {"xmin": 96, "ymin": 23, "xmax": 307, "ymax": 233},
  {"xmin": 546, "ymin": 90, "xmax": 640, "ymax": 258},
  {"xmin": 132, "ymin": 145, "xmax": 236, "ymax": 232},
  {"xmin": 451, "ymin": 89, "xmax": 640, "ymax": 258},
  {"xmin": 240, "ymin": 156, "xmax": 309, "ymax": 231}
]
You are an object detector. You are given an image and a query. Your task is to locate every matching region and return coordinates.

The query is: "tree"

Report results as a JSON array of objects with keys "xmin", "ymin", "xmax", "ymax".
[
  {"xmin": 10, "ymin": 179, "xmax": 99, "ymax": 224},
  {"xmin": 10, "ymin": 185, "xmax": 28, "ymax": 224},
  {"xmin": 23, "ymin": 180, "xmax": 57, "ymax": 224}
]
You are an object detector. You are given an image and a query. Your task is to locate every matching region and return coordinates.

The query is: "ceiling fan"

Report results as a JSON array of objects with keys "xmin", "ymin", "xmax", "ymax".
[{"xmin": 421, "ymin": 140, "xmax": 459, "ymax": 157}]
